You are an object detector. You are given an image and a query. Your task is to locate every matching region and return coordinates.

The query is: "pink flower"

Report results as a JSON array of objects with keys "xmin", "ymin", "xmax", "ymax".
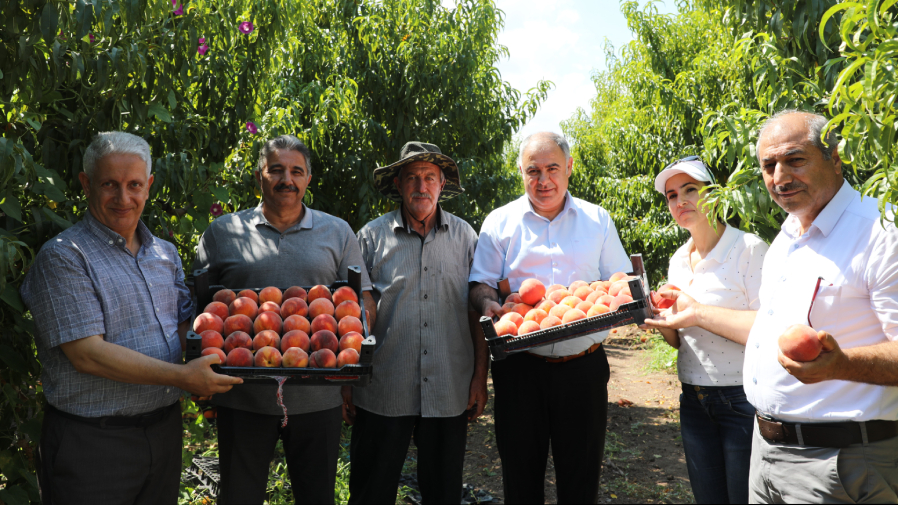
[
  {"xmin": 172, "ymin": 0, "xmax": 183, "ymax": 15},
  {"xmin": 198, "ymin": 37, "xmax": 205, "ymax": 44},
  {"xmin": 210, "ymin": 203, "xmax": 223, "ymax": 216},
  {"xmin": 169, "ymin": 230, "xmax": 174, "ymax": 237},
  {"xmin": 238, "ymin": 21, "xmax": 254, "ymax": 34},
  {"xmin": 88, "ymin": 33, "xmax": 95, "ymax": 43},
  {"xmin": 246, "ymin": 121, "xmax": 258, "ymax": 134},
  {"xmin": 198, "ymin": 44, "xmax": 208, "ymax": 55}
]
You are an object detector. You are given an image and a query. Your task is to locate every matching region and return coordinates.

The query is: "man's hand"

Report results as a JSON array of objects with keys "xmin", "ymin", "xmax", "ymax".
[
  {"xmin": 778, "ymin": 331, "xmax": 846, "ymax": 384},
  {"xmin": 341, "ymin": 385, "xmax": 356, "ymax": 425},
  {"xmin": 642, "ymin": 290, "xmax": 700, "ymax": 331},
  {"xmin": 466, "ymin": 373, "xmax": 488, "ymax": 422},
  {"xmin": 481, "ymin": 301, "xmax": 503, "ymax": 320},
  {"xmin": 181, "ymin": 354, "xmax": 243, "ymax": 396}
]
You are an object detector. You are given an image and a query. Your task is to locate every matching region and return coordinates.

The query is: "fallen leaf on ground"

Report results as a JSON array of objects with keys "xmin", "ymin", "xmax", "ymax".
[{"xmin": 617, "ymin": 398, "xmax": 634, "ymax": 407}]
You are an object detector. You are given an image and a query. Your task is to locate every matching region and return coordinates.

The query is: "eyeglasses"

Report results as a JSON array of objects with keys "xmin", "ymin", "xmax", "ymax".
[{"xmin": 662, "ymin": 155, "xmax": 716, "ymax": 184}]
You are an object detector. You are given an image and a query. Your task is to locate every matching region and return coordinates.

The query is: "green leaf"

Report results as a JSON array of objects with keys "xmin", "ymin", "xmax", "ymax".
[
  {"xmin": 0, "ymin": 194, "xmax": 23, "ymax": 222},
  {"xmin": 210, "ymin": 186, "xmax": 230, "ymax": 204},
  {"xmin": 0, "ymin": 486, "xmax": 30, "ymax": 505},
  {"xmin": 42, "ymin": 208, "xmax": 74, "ymax": 230},
  {"xmin": 1, "ymin": 284, "xmax": 25, "ymax": 312},
  {"xmin": 148, "ymin": 102, "xmax": 172, "ymax": 123}
]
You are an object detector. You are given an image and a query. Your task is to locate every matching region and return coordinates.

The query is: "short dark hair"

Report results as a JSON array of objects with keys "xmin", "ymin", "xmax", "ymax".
[
  {"xmin": 257, "ymin": 135, "xmax": 312, "ymax": 173},
  {"xmin": 757, "ymin": 110, "xmax": 838, "ymax": 161}
]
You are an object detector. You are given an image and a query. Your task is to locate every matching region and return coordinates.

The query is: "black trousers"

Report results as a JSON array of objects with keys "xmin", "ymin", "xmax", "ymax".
[
  {"xmin": 348, "ymin": 407, "xmax": 468, "ymax": 504},
  {"xmin": 37, "ymin": 402, "xmax": 182, "ymax": 505},
  {"xmin": 217, "ymin": 405, "xmax": 342, "ymax": 504},
  {"xmin": 492, "ymin": 347, "xmax": 610, "ymax": 504}
]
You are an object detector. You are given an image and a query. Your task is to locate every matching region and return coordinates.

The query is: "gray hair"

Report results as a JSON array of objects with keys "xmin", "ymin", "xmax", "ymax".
[
  {"xmin": 82, "ymin": 132, "xmax": 152, "ymax": 179},
  {"xmin": 257, "ymin": 135, "xmax": 312, "ymax": 174},
  {"xmin": 517, "ymin": 132, "xmax": 572, "ymax": 166},
  {"xmin": 757, "ymin": 109, "xmax": 838, "ymax": 161}
]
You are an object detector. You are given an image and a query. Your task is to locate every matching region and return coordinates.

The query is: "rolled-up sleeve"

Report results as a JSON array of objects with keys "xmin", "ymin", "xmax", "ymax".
[
  {"xmin": 174, "ymin": 255, "xmax": 194, "ymax": 323},
  {"xmin": 469, "ymin": 214, "xmax": 504, "ymax": 288}
]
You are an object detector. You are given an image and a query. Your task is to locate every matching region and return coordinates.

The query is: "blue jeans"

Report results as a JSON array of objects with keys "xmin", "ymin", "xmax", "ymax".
[{"xmin": 680, "ymin": 383, "xmax": 754, "ymax": 504}]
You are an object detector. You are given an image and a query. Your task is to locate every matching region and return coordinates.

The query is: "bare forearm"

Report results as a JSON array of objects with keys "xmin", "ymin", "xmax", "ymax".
[
  {"xmin": 62, "ymin": 336, "xmax": 186, "ymax": 388},
  {"xmin": 470, "ymin": 283, "xmax": 500, "ymax": 315},
  {"xmin": 838, "ymin": 341, "xmax": 898, "ymax": 386},
  {"xmin": 469, "ymin": 312, "xmax": 489, "ymax": 379},
  {"xmin": 362, "ymin": 291, "xmax": 377, "ymax": 331},
  {"xmin": 657, "ymin": 328, "xmax": 680, "ymax": 349},
  {"xmin": 695, "ymin": 306, "xmax": 756, "ymax": 345}
]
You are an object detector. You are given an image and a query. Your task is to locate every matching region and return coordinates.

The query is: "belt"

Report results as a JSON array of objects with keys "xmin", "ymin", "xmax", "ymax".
[
  {"xmin": 48, "ymin": 402, "xmax": 178, "ymax": 429},
  {"xmin": 756, "ymin": 413, "xmax": 898, "ymax": 448},
  {"xmin": 527, "ymin": 342, "xmax": 602, "ymax": 364}
]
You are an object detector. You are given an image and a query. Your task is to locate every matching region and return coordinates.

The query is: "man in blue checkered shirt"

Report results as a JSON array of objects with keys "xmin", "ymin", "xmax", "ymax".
[{"xmin": 20, "ymin": 131, "xmax": 241, "ymax": 505}]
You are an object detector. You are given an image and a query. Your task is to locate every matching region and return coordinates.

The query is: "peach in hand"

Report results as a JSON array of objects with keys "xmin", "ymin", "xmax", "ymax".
[{"xmin": 778, "ymin": 324, "xmax": 823, "ymax": 362}]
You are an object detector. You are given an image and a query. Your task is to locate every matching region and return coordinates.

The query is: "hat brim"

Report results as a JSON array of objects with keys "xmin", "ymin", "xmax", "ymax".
[
  {"xmin": 373, "ymin": 152, "xmax": 464, "ymax": 203},
  {"xmin": 654, "ymin": 162, "xmax": 714, "ymax": 194}
]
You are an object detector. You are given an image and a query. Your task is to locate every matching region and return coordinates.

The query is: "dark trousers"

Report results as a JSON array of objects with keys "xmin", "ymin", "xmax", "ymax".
[
  {"xmin": 37, "ymin": 402, "xmax": 182, "ymax": 505},
  {"xmin": 679, "ymin": 384, "xmax": 753, "ymax": 504},
  {"xmin": 492, "ymin": 347, "xmax": 610, "ymax": 504},
  {"xmin": 348, "ymin": 408, "xmax": 468, "ymax": 504},
  {"xmin": 217, "ymin": 405, "xmax": 342, "ymax": 504}
]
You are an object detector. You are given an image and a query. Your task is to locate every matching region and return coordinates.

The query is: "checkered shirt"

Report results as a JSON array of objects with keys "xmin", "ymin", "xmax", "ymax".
[{"xmin": 20, "ymin": 211, "xmax": 193, "ymax": 417}]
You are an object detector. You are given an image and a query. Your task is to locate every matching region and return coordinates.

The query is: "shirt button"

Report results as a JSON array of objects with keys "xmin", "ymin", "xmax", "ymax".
[
  {"xmin": 768, "ymin": 309, "xmax": 773, "ymax": 315},
  {"xmin": 423, "ymin": 322, "xmax": 428, "ymax": 327},
  {"xmin": 753, "ymin": 378, "xmax": 758, "ymax": 384},
  {"xmin": 155, "ymin": 307, "xmax": 159, "ymax": 312},
  {"xmin": 423, "ymin": 294, "xmax": 428, "ymax": 300},
  {"xmin": 423, "ymin": 377, "xmax": 428, "ymax": 382},
  {"xmin": 423, "ymin": 350, "xmax": 428, "ymax": 355},
  {"xmin": 108, "ymin": 240, "xmax": 114, "ymax": 245},
  {"xmin": 424, "ymin": 267, "xmax": 428, "ymax": 271},
  {"xmin": 755, "ymin": 342, "xmax": 760, "ymax": 348},
  {"xmin": 166, "ymin": 388, "xmax": 170, "ymax": 393}
]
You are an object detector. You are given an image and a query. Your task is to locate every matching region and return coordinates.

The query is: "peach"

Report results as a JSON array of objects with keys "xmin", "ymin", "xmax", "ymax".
[
  {"xmin": 339, "ymin": 332, "xmax": 364, "ymax": 353},
  {"xmin": 519, "ymin": 279, "xmax": 547, "ymax": 306},
  {"xmin": 546, "ymin": 284, "xmax": 566, "ymax": 294},
  {"xmin": 259, "ymin": 301, "xmax": 281, "ymax": 315},
  {"xmin": 547, "ymin": 289, "xmax": 572, "ymax": 305},
  {"xmin": 569, "ymin": 280, "xmax": 589, "ymax": 292},
  {"xmin": 539, "ymin": 315, "xmax": 563, "ymax": 329},
  {"xmin": 608, "ymin": 272, "xmax": 628, "ymax": 283},
  {"xmin": 494, "ymin": 320, "xmax": 517, "ymax": 337},
  {"xmin": 225, "ymin": 347, "xmax": 253, "ymax": 367},
  {"xmin": 281, "ymin": 330, "xmax": 311, "ymax": 353},
  {"xmin": 500, "ymin": 312, "xmax": 524, "ymax": 328},
  {"xmin": 204, "ymin": 301, "xmax": 230, "ymax": 322},
  {"xmin": 609, "ymin": 294, "xmax": 633, "ymax": 311},
  {"xmin": 505, "ymin": 293, "xmax": 523, "ymax": 305},
  {"xmin": 310, "ymin": 330, "xmax": 339, "ymax": 353},
  {"xmin": 193, "ymin": 313, "xmax": 224, "ymax": 335},
  {"xmin": 309, "ymin": 348, "xmax": 337, "ymax": 368},
  {"xmin": 561, "ymin": 296, "xmax": 582, "ymax": 309},
  {"xmin": 282, "ymin": 347, "xmax": 309, "ymax": 368},
  {"xmin": 652, "ymin": 284, "xmax": 681, "ymax": 309},
  {"xmin": 589, "ymin": 281, "xmax": 604, "ymax": 291},
  {"xmin": 283, "ymin": 315, "xmax": 312, "ymax": 334},
  {"xmin": 311, "ymin": 314, "xmax": 338, "ymax": 335},
  {"xmin": 337, "ymin": 348, "xmax": 360, "ymax": 367},
  {"xmin": 609, "ymin": 281, "xmax": 632, "ymax": 297},
  {"xmin": 332, "ymin": 286, "xmax": 359, "ymax": 306},
  {"xmin": 598, "ymin": 294, "xmax": 615, "ymax": 307},
  {"xmin": 778, "ymin": 324, "xmax": 822, "ymax": 362},
  {"xmin": 335, "ymin": 300, "xmax": 362, "ymax": 321},
  {"xmin": 562, "ymin": 308, "xmax": 587, "ymax": 324},
  {"xmin": 223, "ymin": 331, "xmax": 252, "ymax": 353},
  {"xmin": 200, "ymin": 330, "xmax": 224, "ymax": 350},
  {"xmin": 308, "ymin": 298, "xmax": 335, "ymax": 319},
  {"xmin": 585, "ymin": 290, "xmax": 604, "ymax": 304},
  {"xmin": 337, "ymin": 316, "xmax": 364, "ymax": 337},
  {"xmin": 201, "ymin": 347, "xmax": 227, "ymax": 363},
  {"xmin": 549, "ymin": 304, "xmax": 572, "ymax": 319},
  {"xmin": 587, "ymin": 304, "xmax": 611, "ymax": 317},
  {"xmin": 253, "ymin": 330, "xmax": 281, "ymax": 351},
  {"xmin": 281, "ymin": 298, "xmax": 309, "ymax": 318},
  {"xmin": 500, "ymin": 302, "xmax": 517, "ymax": 316},
  {"xmin": 259, "ymin": 286, "xmax": 283, "ymax": 305},
  {"xmin": 524, "ymin": 309, "xmax": 549, "ymax": 325},
  {"xmin": 512, "ymin": 303, "xmax": 533, "ymax": 317},
  {"xmin": 536, "ymin": 300, "xmax": 556, "ymax": 313},
  {"xmin": 229, "ymin": 297, "xmax": 258, "ymax": 320},
  {"xmin": 307, "ymin": 285, "xmax": 333, "ymax": 303},
  {"xmin": 213, "ymin": 289, "xmax": 237, "ymax": 306},
  {"xmin": 576, "ymin": 300, "xmax": 593, "ymax": 313},
  {"xmin": 284, "ymin": 286, "xmax": 308, "ymax": 301},
  {"xmin": 518, "ymin": 320, "xmax": 542, "ymax": 335},
  {"xmin": 253, "ymin": 311, "xmax": 283, "ymax": 335},
  {"xmin": 237, "ymin": 289, "xmax": 259, "ymax": 304},
  {"xmin": 573, "ymin": 286, "xmax": 594, "ymax": 301},
  {"xmin": 254, "ymin": 346, "xmax": 282, "ymax": 367}
]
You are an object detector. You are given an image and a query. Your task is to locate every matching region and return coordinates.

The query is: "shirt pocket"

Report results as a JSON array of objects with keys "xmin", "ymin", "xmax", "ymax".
[
  {"xmin": 439, "ymin": 260, "xmax": 470, "ymax": 307},
  {"xmin": 808, "ymin": 285, "xmax": 842, "ymax": 331}
]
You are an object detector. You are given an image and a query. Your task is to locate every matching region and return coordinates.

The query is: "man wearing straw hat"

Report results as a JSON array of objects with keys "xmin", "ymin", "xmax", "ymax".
[{"xmin": 345, "ymin": 141, "xmax": 487, "ymax": 503}]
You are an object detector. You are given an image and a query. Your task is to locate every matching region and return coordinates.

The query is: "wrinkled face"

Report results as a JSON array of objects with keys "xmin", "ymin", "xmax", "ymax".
[
  {"xmin": 757, "ymin": 115, "xmax": 842, "ymax": 221},
  {"xmin": 79, "ymin": 153, "xmax": 153, "ymax": 237},
  {"xmin": 665, "ymin": 173, "xmax": 709, "ymax": 230},
  {"xmin": 519, "ymin": 141, "xmax": 572, "ymax": 214},
  {"xmin": 256, "ymin": 149, "xmax": 312, "ymax": 212},
  {"xmin": 394, "ymin": 161, "xmax": 444, "ymax": 219}
]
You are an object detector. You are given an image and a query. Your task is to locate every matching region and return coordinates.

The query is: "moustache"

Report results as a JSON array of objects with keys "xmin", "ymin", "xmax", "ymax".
[
  {"xmin": 410, "ymin": 192, "xmax": 432, "ymax": 200},
  {"xmin": 773, "ymin": 182, "xmax": 806, "ymax": 195},
  {"xmin": 274, "ymin": 183, "xmax": 299, "ymax": 193}
]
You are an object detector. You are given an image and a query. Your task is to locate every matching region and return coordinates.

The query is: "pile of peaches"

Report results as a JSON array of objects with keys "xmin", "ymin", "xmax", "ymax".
[
  {"xmin": 493, "ymin": 272, "xmax": 642, "ymax": 338},
  {"xmin": 192, "ymin": 285, "xmax": 364, "ymax": 369}
]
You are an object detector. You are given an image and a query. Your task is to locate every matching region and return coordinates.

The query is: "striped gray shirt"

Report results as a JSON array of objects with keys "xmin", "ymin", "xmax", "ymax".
[
  {"xmin": 20, "ymin": 211, "xmax": 192, "ymax": 417},
  {"xmin": 354, "ymin": 207, "xmax": 478, "ymax": 417}
]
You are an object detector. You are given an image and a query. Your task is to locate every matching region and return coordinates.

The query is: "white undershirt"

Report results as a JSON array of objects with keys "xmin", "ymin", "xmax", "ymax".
[{"xmin": 668, "ymin": 225, "xmax": 768, "ymax": 386}]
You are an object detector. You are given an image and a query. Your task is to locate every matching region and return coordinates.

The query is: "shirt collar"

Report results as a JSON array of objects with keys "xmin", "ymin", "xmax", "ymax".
[
  {"xmin": 782, "ymin": 179, "xmax": 854, "ymax": 239},
  {"xmin": 522, "ymin": 191, "xmax": 575, "ymax": 221},
  {"xmin": 394, "ymin": 204, "xmax": 447, "ymax": 234},
  {"xmin": 252, "ymin": 203, "xmax": 314, "ymax": 232},
  {"xmin": 83, "ymin": 210, "xmax": 154, "ymax": 251}
]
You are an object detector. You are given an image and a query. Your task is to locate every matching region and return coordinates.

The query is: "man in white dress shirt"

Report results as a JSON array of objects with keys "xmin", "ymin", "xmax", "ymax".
[
  {"xmin": 469, "ymin": 132, "xmax": 631, "ymax": 503},
  {"xmin": 646, "ymin": 110, "xmax": 898, "ymax": 503}
]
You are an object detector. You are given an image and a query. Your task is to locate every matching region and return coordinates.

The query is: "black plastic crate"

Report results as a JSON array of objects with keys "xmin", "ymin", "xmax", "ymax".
[{"xmin": 185, "ymin": 265, "xmax": 375, "ymax": 386}]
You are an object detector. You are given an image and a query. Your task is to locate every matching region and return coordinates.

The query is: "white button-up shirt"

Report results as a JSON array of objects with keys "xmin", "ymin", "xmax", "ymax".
[
  {"xmin": 668, "ymin": 225, "xmax": 768, "ymax": 386},
  {"xmin": 470, "ymin": 193, "xmax": 631, "ymax": 357},
  {"xmin": 743, "ymin": 181, "xmax": 898, "ymax": 422}
]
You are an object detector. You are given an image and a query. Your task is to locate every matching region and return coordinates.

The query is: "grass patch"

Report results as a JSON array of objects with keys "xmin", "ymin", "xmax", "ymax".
[{"xmin": 643, "ymin": 332, "xmax": 678, "ymax": 374}]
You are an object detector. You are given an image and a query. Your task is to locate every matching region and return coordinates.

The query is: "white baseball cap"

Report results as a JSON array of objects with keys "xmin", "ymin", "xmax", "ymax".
[{"xmin": 653, "ymin": 156, "xmax": 716, "ymax": 194}]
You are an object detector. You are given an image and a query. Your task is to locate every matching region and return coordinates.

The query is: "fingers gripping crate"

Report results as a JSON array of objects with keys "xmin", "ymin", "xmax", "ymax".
[
  {"xmin": 185, "ymin": 265, "xmax": 375, "ymax": 386},
  {"xmin": 482, "ymin": 254, "xmax": 654, "ymax": 361}
]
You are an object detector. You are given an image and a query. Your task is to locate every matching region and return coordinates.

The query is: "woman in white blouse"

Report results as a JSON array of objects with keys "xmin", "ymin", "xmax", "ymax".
[{"xmin": 650, "ymin": 158, "xmax": 768, "ymax": 504}]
